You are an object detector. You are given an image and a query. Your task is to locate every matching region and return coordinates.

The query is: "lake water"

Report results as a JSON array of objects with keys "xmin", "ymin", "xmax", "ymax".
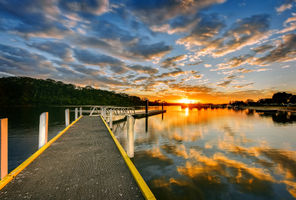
[
  {"xmin": 0, "ymin": 106, "xmax": 75, "ymax": 171},
  {"xmin": 1, "ymin": 106, "xmax": 296, "ymax": 199},
  {"xmin": 114, "ymin": 106, "xmax": 296, "ymax": 200}
]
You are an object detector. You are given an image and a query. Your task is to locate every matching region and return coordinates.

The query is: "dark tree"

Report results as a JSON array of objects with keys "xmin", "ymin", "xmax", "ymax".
[
  {"xmin": 272, "ymin": 92, "xmax": 292, "ymax": 104},
  {"xmin": 289, "ymin": 95, "xmax": 296, "ymax": 104},
  {"xmin": 230, "ymin": 101, "xmax": 247, "ymax": 106},
  {"xmin": 0, "ymin": 77, "xmax": 145, "ymax": 106},
  {"xmin": 257, "ymin": 98, "xmax": 273, "ymax": 105}
]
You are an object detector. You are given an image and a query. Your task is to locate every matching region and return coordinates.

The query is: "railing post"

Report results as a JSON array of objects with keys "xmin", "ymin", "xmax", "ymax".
[
  {"xmin": 0, "ymin": 118, "xmax": 8, "ymax": 179},
  {"xmin": 90, "ymin": 106, "xmax": 94, "ymax": 116},
  {"xmin": 38, "ymin": 112, "xmax": 48, "ymax": 149},
  {"xmin": 80, "ymin": 107, "xmax": 82, "ymax": 116},
  {"xmin": 127, "ymin": 115, "xmax": 134, "ymax": 158},
  {"xmin": 65, "ymin": 109, "xmax": 70, "ymax": 127},
  {"xmin": 102, "ymin": 107, "xmax": 106, "ymax": 120},
  {"xmin": 109, "ymin": 110, "xmax": 113, "ymax": 129},
  {"xmin": 75, "ymin": 108, "xmax": 78, "ymax": 120},
  {"xmin": 106, "ymin": 109, "xmax": 110, "ymax": 123}
]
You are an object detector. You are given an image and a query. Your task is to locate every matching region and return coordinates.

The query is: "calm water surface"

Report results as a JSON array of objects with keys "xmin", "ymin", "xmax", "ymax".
[
  {"xmin": 0, "ymin": 106, "xmax": 75, "ymax": 171},
  {"xmin": 1, "ymin": 106, "xmax": 296, "ymax": 199},
  {"xmin": 114, "ymin": 106, "xmax": 296, "ymax": 200}
]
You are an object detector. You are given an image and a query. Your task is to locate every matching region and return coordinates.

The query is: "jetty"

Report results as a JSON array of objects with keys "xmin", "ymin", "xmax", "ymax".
[{"xmin": 0, "ymin": 103, "xmax": 162, "ymax": 200}]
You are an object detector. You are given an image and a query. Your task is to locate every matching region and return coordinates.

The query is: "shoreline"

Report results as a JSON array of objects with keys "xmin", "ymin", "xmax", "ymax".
[{"xmin": 243, "ymin": 106, "xmax": 296, "ymax": 112}]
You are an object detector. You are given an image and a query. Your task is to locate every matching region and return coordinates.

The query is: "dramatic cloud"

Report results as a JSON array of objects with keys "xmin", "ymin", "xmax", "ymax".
[
  {"xmin": 74, "ymin": 49, "xmax": 123, "ymax": 66},
  {"xmin": 156, "ymin": 68, "xmax": 185, "ymax": 79},
  {"xmin": 73, "ymin": 48, "xmax": 129, "ymax": 73},
  {"xmin": 74, "ymin": 35, "xmax": 113, "ymax": 50},
  {"xmin": 133, "ymin": 76, "xmax": 149, "ymax": 82},
  {"xmin": 90, "ymin": 20, "xmax": 136, "ymax": 42},
  {"xmin": 28, "ymin": 41, "xmax": 73, "ymax": 61},
  {"xmin": 217, "ymin": 33, "xmax": 296, "ymax": 70},
  {"xmin": 252, "ymin": 44, "xmax": 274, "ymax": 54},
  {"xmin": 128, "ymin": 0, "xmax": 226, "ymax": 25},
  {"xmin": 214, "ymin": 14, "xmax": 271, "ymax": 57},
  {"xmin": 58, "ymin": 0, "xmax": 109, "ymax": 16},
  {"xmin": 0, "ymin": 0, "xmax": 71, "ymax": 38},
  {"xmin": 278, "ymin": 13, "xmax": 296, "ymax": 34},
  {"xmin": 169, "ymin": 84, "xmax": 214, "ymax": 94},
  {"xmin": 161, "ymin": 55, "xmax": 187, "ymax": 68},
  {"xmin": 254, "ymin": 33, "xmax": 296, "ymax": 65},
  {"xmin": 128, "ymin": 65, "xmax": 158, "ymax": 75},
  {"xmin": 74, "ymin": 34, "xmax": 172, "ymax": 62},
  {"xmin": 0, "ymin": 44, "xmax": 57, "ymax": 77},
  {"xmin": 216, "ymin": 54, "xmax": 253, "ymax": 70},
  {"xmin": 66, "ymin": 63, "xmax": 99, "ymax": 76},
  {"xmin": 151, "ymin": 15, "xmax": 200, "ymax": 34},
  {"xmin": 52, "ymin": 60, "xmax": 130, "ymax": 87},
  {"xmin": 74, "ymin": 19, "xmax": 173, "ymax": 61},
  {"xmin": 0, "ymin": 0, "xmax": 295, "ymax": 103},
  {"xmin": 217, "ymin": 80, "xmax": 232, "ymax": 87},
  {"xmin": 284, "ymin": 13, "xmax": 296, "ymax": 24},
  {"xmin": 276, "ymin": 3, "xmax": 292, "ymax": 13},
  {"xmin": 177, "ymin": 14, "xmax": 225, "ymax": 50},
  {"xmin": 234, "ymin": 82, "xmax": 254, "ymax": 88},
  {"xmin": 178, "ymin": 14, "xmax": 271, "ymax": 58},
  {"xmin": 126, "ymin": 41, "xmax": 172, "ymax": 61}
]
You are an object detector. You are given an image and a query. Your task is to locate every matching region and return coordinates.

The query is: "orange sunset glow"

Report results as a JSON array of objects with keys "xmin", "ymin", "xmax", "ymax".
[
  {"xmin": 178, "ymin": 98, "xmax": 198, "ymax": 104},
  {"xmin": 1, "ymin": 1, "xmax": 296, "ymax": 200},
  {"xmin": 0, "ymin": 0, "xmax": 295, "ymax": 104}
]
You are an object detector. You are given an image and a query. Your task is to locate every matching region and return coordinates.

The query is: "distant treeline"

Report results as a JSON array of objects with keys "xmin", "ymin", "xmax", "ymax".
[
  {"xmin": 0, "ymin": 77, "xmax": 145, "ymax": 106},
  {"xmin": 230, "ymin": 92, "xmax": 296, "ymax": 106}
]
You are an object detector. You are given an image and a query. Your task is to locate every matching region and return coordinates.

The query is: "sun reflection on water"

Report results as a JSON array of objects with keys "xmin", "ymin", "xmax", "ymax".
[
  {"xmin": 185, "ymin": 107, "xmax": 189, "ymax": 116},
  {"xmin": 113, "ymin": 107, "xmax": 296, "ymax": 199}
]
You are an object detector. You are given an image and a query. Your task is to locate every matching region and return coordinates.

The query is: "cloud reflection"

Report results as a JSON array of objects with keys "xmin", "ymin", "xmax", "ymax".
[{"xmin": 116, "ymin": 107, "xmax": 296, "ymax": 199}]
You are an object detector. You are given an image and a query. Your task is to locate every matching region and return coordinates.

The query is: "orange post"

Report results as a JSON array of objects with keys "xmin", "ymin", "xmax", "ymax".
[{"xmin": 1, "ymin": 118, "xmax": 8, "ymax": 179}]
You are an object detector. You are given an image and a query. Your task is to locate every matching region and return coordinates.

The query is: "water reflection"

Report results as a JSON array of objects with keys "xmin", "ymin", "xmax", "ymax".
[
  {"xmin": 145, "ymin": 116, "xmax": 148, "ymax": 133},
  {"xmin": 258, "ymin": 111, "xmax": 296, "ymax": 124},
  {"xmin": 114, "ymin": 107, "xmax": 296, "ymax": 199},
  {"xmin": 185, "ymin": 107, "xmax": 189, "ymax": 116}
]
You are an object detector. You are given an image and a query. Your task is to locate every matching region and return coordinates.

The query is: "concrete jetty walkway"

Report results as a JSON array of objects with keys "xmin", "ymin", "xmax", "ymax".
[{"xmin": 0, "ymin": 116, "xmax": 145, "ymax": 200}]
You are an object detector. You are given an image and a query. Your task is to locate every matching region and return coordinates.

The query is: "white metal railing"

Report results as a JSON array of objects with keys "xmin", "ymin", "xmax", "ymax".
[{"xmin": 89, "ymin": 106, "xmax": 135, "ymax": 117}]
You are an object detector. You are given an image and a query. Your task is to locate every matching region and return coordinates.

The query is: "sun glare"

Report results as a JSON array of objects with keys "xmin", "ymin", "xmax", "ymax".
[
  {"xmin": 178, "ymin": 98, "xmax": 197, "ymax": 104},
  {"xmin": 185, "ymin": 107, "xmax": 189, "ymax": 116}
]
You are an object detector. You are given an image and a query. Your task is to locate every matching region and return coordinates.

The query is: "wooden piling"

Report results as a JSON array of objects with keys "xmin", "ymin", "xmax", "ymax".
[
  {"xmin": 145, "ymin": 116, "xmax": 148, "ymax": 133},
  {"xmin": 127, "ymin": 115, "xmax": 134, "ymax": 158},
  {"xmin": 65, "ymin": 109, "xmax": 70, "ymax": 127},
  {"xmin": 80, "ymin": 107, "xmax": 82, "ymax": 116},
  {"xmin": 0, "ymin": 118, "xmax": 8, "ymax": 179},
  {"xmin": 38, "ymin": 112, "xmax": 48, "ymax": 149},
  {"xmin": 75, "ymin": 108, "xmax": 78, "ymax": 120},
  {"xmin": 109, "ymin": 110, "xmax": 113, "ymax": 129},
  {"xmin": 102, "ymin": 107, "xmax": 106, "ymax": 120}
]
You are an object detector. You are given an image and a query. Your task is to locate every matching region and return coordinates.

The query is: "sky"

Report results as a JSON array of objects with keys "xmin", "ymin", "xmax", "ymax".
[{"xmin": 0, "ymin": 0, "xmax": 296, "ymax": 103}]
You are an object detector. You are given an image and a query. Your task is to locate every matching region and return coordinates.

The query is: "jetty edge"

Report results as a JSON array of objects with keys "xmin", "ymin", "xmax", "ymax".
[{"xmin": 101, "ymin": 115, "xmax": 156, "ymax": 200}]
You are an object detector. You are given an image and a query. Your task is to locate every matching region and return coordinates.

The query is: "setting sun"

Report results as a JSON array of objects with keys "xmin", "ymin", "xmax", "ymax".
[{"xmin": 178, "ymin": 98, "xmax": 197, "ymax": 104}]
